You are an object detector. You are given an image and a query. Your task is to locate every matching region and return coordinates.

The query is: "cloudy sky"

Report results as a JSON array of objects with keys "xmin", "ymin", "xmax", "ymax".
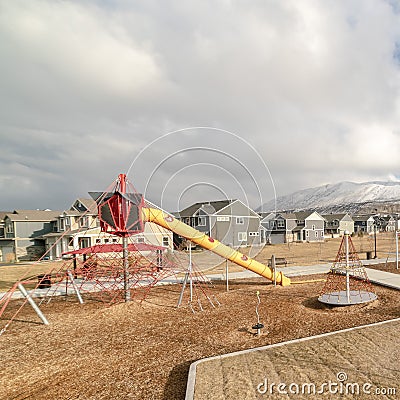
[{"xmin": 1, "ymin": 0, "xmax": 400, "ymax": 213}]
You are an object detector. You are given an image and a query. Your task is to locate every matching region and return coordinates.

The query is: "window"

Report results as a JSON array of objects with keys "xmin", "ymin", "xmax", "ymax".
[
  {"xmin": 217, "ymin": 216, "xmax": 230, "ymax": 222},
  {"xmin": 59, "ymin": 218, "xmax": 65, "ymax": 231},
  {"xmin": 104, "ymin": 238, "xmax": 109, "ymax": 244},
  {"xmin": 78, "ymin": 237, "xmax": 90, "ymax": 248},
  {"xmin": 306, "ymin": 230, "xmax": 309, "ymax": 237},
  {"xmin": 198, "ymin": 216, "xmax": 206, "ymax": 226},
  {"xmin": 238, "ymin": 232, "xmax": 247, "ymax": 242},
  {"xmin": 236, "ymin": 217, "xmax": 244, "ymax": 225},
  {"xmin": 162, "ymin": 236, "xmax": 169, "ymax": 247},
  {"xmin": 65, "ymin": 217, "xmax": 70, "ymax": 226},
  {"xmin": 315, "ymin": 231, "xmax": 318, "ymax": 238},
  {"xmin": 277, "ymin": 220, "xmax": 285, "ymax": 228},
  {"xmin": 95, "ymin": 238, "xmax": 101, "ymax": 244},
  {"xmin": 249, "ymin": 232, "xmax": 259, "ymax": 236},
  {"xmin": 137, "ymin": 237, "xmax": 145, "ymax": 243},
  {"xmin": 6, "ymin": 223, "xmax": 13, "ymax": 234},
  {"xmin": 112, "ymin": 238, "xmax": 118, "ymax": 243},
  {"xmin": 312, "ymin": 224, "xmax": 316, "ymax": 230},
  {"xmin": 79, "ymin": 216, "xmax": 89, "ymax": 228}
]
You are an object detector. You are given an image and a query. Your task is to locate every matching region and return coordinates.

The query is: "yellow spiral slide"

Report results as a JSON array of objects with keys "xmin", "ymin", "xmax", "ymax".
[{"xmin": 142, "ymin": 208, "xmax": 291, "ymax": 286}]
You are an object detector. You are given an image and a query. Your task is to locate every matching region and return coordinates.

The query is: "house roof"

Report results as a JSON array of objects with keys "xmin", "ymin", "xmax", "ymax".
[
  {"xmin": 353, "ymin": 215, "xmax": 374, "ymax": 222},
  {"xmin": 260, "ymin": 212, "xmax": 276, "ymax": 222},
  {"xmin": 6, "ymin": 210, "xmax": 62, "ymax": 222},
  {"xmin": 215, "ymin": 199, "xmax": 260, "ymax": 217},
  {"xmin": 0, "ymin": 211, "xmax": 12, "ymax": 221},
  {"xmin": 259, "ymin": 212, "xmax": 272, "ymax": 219},
  {"xmin": 293, "ymin": 211, "xmax": 315, "ymax": 220},
  {"xmin": 71, "ymin": 198, "xmax": 97, "ymax": 213},
  {"xmin": 178, "ymin": 200, "xmax": 232, "ymax": 218},
  {"xmin": 279, "ymin": 212, "xmax": 296, "ymax": 219},
  {"xmin": 381, "ymin": 215, "xmax": 394, "ymax": 222},
  {"xmin": 322, "ymin": 213, "xmax": 350, "ymax": 222}
]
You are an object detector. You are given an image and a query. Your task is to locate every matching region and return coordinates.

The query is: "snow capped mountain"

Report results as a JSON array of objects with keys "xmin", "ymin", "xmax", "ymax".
[{"xmin": 260, "ymin": 181, "xmax": 400, "ymax": 213}]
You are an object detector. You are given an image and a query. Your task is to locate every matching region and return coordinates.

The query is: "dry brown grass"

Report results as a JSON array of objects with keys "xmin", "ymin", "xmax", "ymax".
[
  {"xmin": 0, "ymin": 277, "xmax": 399, "ymax": 399},
  {"xmin": 206, "ymin": 233, "xmax": 396, "ymax": 274}
]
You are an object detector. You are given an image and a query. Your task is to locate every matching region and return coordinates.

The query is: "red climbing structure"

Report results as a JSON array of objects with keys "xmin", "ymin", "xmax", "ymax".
[{"xmin": 0, "ymin": 175, "xmax": 218, "ymax": 335}]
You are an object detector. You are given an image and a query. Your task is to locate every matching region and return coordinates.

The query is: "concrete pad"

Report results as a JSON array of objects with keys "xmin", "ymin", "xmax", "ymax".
[{"xmin": 186, "ymin": 318, "xmax": 400, "ymax": 400}]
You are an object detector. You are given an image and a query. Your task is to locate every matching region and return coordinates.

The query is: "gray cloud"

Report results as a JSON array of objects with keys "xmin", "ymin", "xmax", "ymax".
[{"xmin": 0, "ymin": 0, "xmax": 400, "ymax": 212}]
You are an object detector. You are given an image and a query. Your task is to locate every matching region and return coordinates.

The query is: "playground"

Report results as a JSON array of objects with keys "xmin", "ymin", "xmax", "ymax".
[
  {"xmin": 1, "ymin": 174, "xmax": 399, "ymax": 399},
  {"xmin": 0, "ymin": 275, "xmax": 399, "ymax": 399}
]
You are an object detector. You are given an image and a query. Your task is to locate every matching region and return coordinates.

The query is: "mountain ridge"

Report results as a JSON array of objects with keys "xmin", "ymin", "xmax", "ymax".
[{"xmin": 260, "ymin": 180, "xmax": 400, "ymax": 214}]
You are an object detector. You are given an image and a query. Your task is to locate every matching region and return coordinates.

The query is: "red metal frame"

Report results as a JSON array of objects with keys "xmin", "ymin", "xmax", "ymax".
[{"xmin": 97, "ymin": 174, "xmax": 145, "ymax": 237}]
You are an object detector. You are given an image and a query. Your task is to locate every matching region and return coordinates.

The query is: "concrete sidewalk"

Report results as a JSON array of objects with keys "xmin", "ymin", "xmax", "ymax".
[
  {"xmin": 206, "ymin": 259, "xmax": 400, "ymax": 290},
  {"xmin": 1, "ymin": 259, "xmax": 399, "ymax": 301}
]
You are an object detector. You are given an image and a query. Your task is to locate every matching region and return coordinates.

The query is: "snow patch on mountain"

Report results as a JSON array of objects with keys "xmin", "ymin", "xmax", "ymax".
[{"xmin": 260, "ymin": 181, "xmax": 400, "ymax": 212}]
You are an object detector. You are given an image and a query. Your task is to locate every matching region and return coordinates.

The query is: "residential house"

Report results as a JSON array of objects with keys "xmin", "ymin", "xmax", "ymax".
[
  {"xmin": 263, "ymin": 211, "xmax": 325, "ymax": 244},
  {"xmin": 42, "ymin": 198, "xmax": 173, "ymax": 260},
  {"xmin": 0, "ymin": 212, "xmax": 11, "ymax": 239},
  {"xmin": 0, "ymin": 210, "xmax": 62, "ymax": 262},
  {"xmin": 292, "ymin": 211, "xmax": 325, "ymax": 242},
  {"xmin": 375, "ymin": 215, "xmax": 396, "ymax": 232},
  {"xmin": 323, "ymin": 213, "xmax": 354, "ymax": 237},
  {"xmin": 42, "ymin": 199, "xmax": 100, "ymax": 259},
  {"xmin": 0, "ymin": 211, "xmax": 12, "ymax": 262},
  {"xmin": 260, "ymin": 212, "xmax": 297, "ymax": 244},
  {"xmin": 259, "ymin": 212, "xmax": 275, "ymax": 244},
  {"xmin": 177, "ymin": 200, "xmax": 262, "ymax": 247},
  {"xmin": 353, "ymin": 215, "xmax": 375, "ymax": 234},
  {"xmin": 394, "ymin": 214, "xmax": 400, "ymax": 231}
]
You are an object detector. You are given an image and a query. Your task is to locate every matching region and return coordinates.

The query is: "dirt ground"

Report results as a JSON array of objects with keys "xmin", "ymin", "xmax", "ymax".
[{"xmin": 1, "ymin": 277, "xmax": 399, "ymax": 400}]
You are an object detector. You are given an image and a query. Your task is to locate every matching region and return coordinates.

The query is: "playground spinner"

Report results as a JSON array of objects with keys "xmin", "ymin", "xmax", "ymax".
[{"xmin": 319, "ymin": 232, "xmax": 377, "ymax": 306}]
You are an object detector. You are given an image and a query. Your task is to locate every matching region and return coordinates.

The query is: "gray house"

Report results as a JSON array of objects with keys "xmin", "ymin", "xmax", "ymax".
[
  {"xmin": 263, "ymin": 211, "xmax": 325, "ymax": 244},
  {"xmin": 292, "ymin": 211, "xmax": 325, "ymax": 242},
  {"xmin": 353, "ymin": 215, "xmax": 375, "ymax": 234},
  {"xmin": 260, "ymin": 212, "xmax": 297, "ymax": 244},
  {"xmin": 323, "ymin": 213, "xmax": 354, "ymax": 237},
  {"xmin": 0, "ymin": 210, "xmax": 62, "ymax": 262},
  {"xmin": 177, "ymin": 200, "xmax": 262, "ymax": 247}
]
